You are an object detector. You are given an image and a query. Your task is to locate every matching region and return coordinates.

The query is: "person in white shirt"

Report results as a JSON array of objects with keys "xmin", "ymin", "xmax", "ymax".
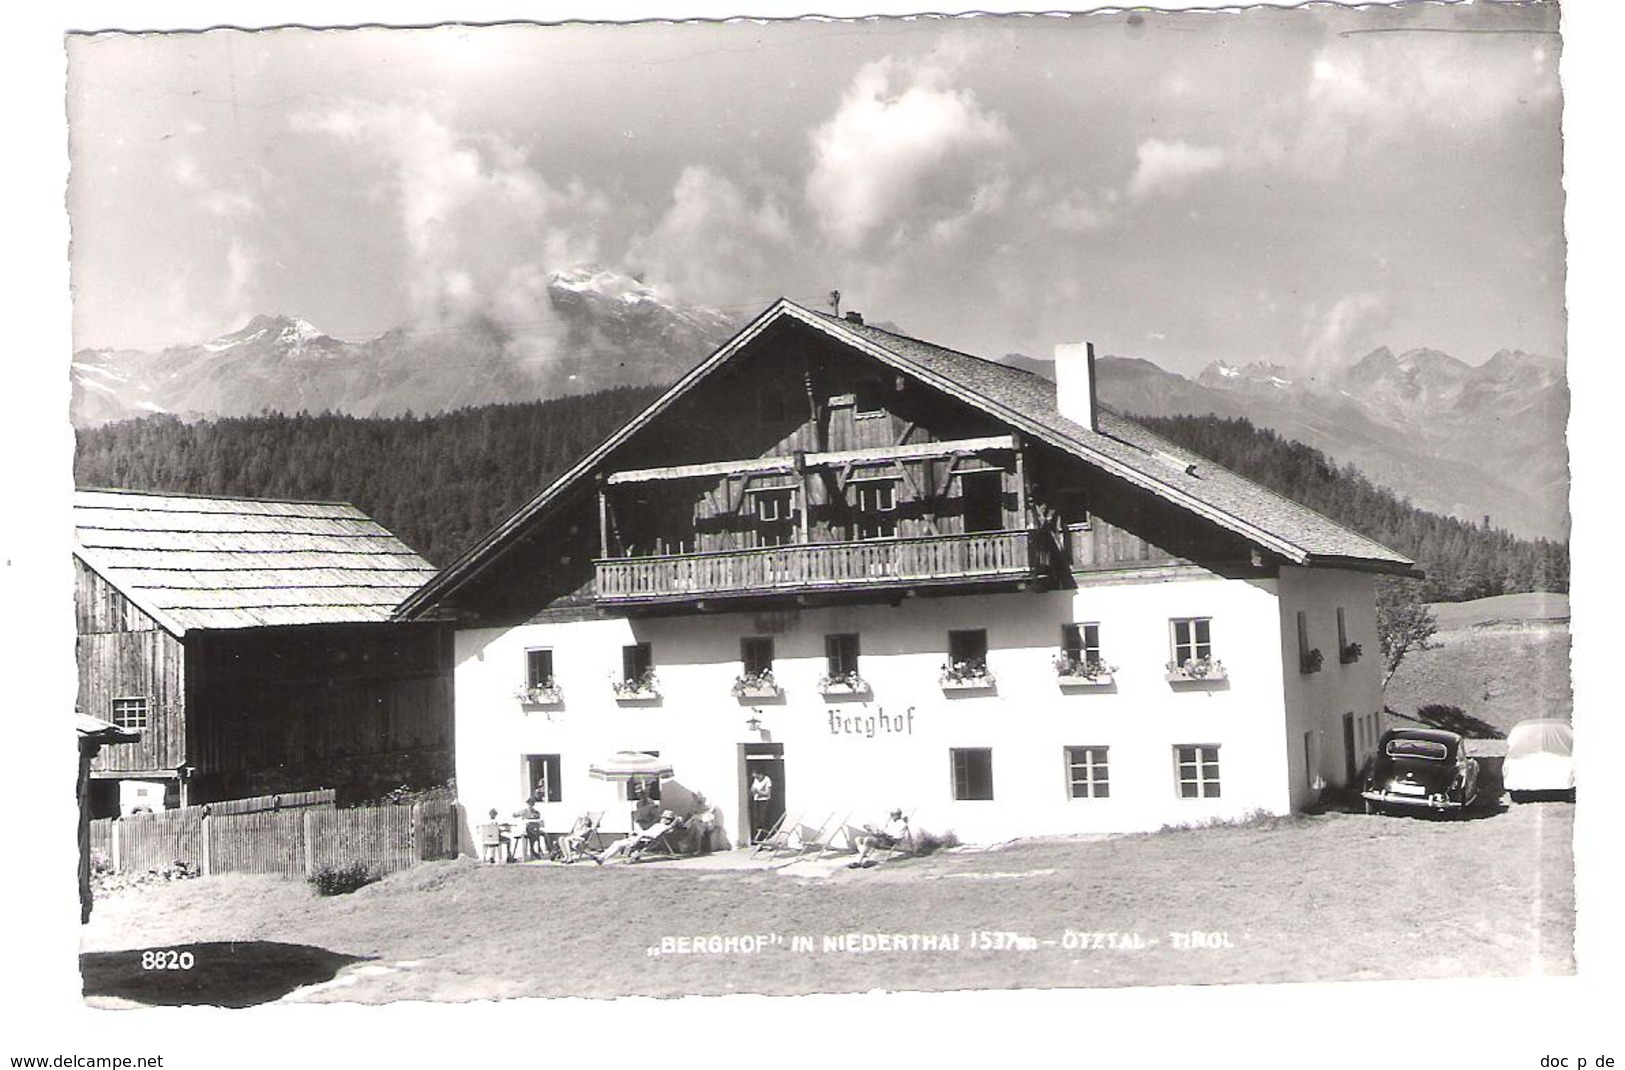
[{"xmin": 849, "ymin": 809, "xmax": 909, "ymax": 868}]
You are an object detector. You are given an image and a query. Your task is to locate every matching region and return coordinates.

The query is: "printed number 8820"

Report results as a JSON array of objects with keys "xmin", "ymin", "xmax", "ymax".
[{"xmin": 140, "ymin": 949, "xmax": 194, "ymax": 970}]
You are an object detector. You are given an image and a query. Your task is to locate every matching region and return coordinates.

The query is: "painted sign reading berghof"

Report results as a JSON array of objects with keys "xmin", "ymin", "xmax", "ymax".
[{"xmin": 827, "ymin": 706, "xmax": 915, "ymax": 738}]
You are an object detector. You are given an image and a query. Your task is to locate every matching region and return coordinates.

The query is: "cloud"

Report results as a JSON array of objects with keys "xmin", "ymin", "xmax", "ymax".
[
  {"xmin": 223, "ymin": 237, "xmax": 258, "ymax": 312},
  {"xmin": 1293, "ymin": 34, "xmax": 1559, "ymax": 173},
  {"xmin": 1302, "ymin": 292, "xmax": 1391, "ymax": 371},
  {"xmin": 806, "ymin": 56, "xmax": 1012, "ymax": 249},
  {"xmin": 627, "ymin": 166, "xmax": 792, "ymax": 305},
  {"xmin": 292, "ymin": 98, "xmax": 605, "ymax": 327},
  {"xmin": 1127, "ymin": 138, "xmax": 1226, "ymax": 201}
]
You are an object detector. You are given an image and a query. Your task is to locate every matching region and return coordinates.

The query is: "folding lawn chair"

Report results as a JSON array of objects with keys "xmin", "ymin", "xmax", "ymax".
[
  {"xmin": 627, "ymin": 819, "xmax": 683, "ymax": 863},
  {"xmin": 558, "ymin": 810, "xmax": 606, "ymax": 862},
  {"xmin": 808, "ymin": 811, "xmax": 854, "ymax": 860},
  {"xmin": 750, "ymin": 809, "xmax": 801, "ymax": 857}
]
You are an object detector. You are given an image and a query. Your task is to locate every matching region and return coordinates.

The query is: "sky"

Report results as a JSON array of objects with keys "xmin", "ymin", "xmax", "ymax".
[{"xmin": 65, "ymin": 3, "xmax": 1566, "ymax": 377}]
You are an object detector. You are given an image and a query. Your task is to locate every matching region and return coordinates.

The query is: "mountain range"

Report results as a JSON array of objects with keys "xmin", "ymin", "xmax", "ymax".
[{"xmin": 69, "ymin": 273, "xmax": 1568, "ymax": 540}]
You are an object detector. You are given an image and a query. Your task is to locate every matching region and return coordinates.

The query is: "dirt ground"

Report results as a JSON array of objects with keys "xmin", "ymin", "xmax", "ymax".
[{"xmin": 80, "ymin": 798, "xmax": 1574, "ymax": 1006}]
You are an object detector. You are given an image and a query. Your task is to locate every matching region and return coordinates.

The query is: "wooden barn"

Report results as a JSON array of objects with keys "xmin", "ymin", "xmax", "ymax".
[{"xmin": 74, "ymin": 489, "xmax": 453, "ymax": 816}]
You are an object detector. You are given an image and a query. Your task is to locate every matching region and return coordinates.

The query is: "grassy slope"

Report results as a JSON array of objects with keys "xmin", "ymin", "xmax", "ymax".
[
  {"xmin": 81, "ymin": 804, "xmax": 1573, "ymax": 1003},
  {"xmin": 1384, "ymin": 593, "xmax": 1572, "ymax": 738}
]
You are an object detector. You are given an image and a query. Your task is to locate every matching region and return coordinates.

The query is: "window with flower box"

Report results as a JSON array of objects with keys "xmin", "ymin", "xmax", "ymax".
[
  {"xmin": 942, "ymin": 629, "xmax": 994, "ymax": 688},
  {"xmin": 735, "ymin": 636, "xmax": 780, "ymax": 697},
  {"xmin": 820, "ymin": 633, "xmax": 866, "ymax": 692}
]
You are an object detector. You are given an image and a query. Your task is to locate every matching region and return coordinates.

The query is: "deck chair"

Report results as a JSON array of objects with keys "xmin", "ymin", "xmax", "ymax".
[
  {"xmin": 808, "ymin": 811, "xmax": 853, "ymax": 860},
  {"xmin": 627, "ymin": 820, "xmax": 683, "ymax": 863},
  {"xmin": 750, "ymin": 809, "xmax": 801, "ymax": 857},
  {"xmin": 850, "ymin": 811, "xmax": 917, "ymax": 867}
]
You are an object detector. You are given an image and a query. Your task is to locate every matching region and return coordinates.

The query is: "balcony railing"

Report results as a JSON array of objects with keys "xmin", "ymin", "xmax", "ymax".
[{"xmin": 596, "ymin": 529, "xmax": 1051, "ymax": 606}]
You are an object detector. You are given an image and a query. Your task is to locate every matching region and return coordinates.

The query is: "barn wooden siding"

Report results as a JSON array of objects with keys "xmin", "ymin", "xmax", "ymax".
[
  {"xmin": 186, "ymin": 622, "xmax": 454, "ymax": 803},
  {"xmin": 76, "ymin": 557, "xmax": 187, "ymax": 775},
  {"xmin": 87, "ymin": 795, "xmax": 459, "ymax": 879}
]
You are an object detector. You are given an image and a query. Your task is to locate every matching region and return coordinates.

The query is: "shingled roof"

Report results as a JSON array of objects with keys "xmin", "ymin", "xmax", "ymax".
[
  {"xmin": 399, "ymin": 299, "xmax": 1412, "ymax": 616},
  {"xmin": 75, "ymin": 489, "xmax": 439, "ymax": 634},
  {"xmin": 815, "ymin": 310, "xmax": 1414, "ymax": 569}
]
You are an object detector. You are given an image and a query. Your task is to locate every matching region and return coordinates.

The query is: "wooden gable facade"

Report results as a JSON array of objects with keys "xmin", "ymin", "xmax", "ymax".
[{"xmin": 423, "ymin": 310, "xmax": 1261, "ymax": 626}]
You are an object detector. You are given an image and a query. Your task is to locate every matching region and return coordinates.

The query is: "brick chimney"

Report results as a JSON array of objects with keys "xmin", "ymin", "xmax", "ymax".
[{"xmin": 1054, "ymin": 341, "xmax": 1098, "ymax": 432}]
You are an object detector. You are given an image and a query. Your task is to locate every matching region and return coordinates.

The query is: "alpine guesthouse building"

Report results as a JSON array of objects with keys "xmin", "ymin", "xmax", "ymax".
[{"xmin": 399, "ymin": 300, "xmax": 1416, "ymax": 845}]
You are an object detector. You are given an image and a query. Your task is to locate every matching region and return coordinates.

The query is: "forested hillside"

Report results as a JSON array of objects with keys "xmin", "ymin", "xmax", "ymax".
[
  {"xmin": 74, "ymin": 395, "xmax": 1567, "ymax": 599},
  {"xmin": 1136, "ymin": 414, "xmax": 1567, "ymax": 601},
  {"xmin": 74, "ymin": 387, "xmax": 664, "ymax": 567}
]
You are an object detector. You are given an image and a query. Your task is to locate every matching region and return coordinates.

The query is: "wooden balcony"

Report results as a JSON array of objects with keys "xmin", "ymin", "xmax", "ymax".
[{"xmin": 595, "ymin": 529, "xmax": 1053, "ymax": 607}]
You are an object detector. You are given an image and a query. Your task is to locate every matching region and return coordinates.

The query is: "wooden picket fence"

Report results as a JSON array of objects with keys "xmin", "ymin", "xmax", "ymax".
[{"xmin": 88, "ymin": 792, "xmax": 460, "ymax": 880}]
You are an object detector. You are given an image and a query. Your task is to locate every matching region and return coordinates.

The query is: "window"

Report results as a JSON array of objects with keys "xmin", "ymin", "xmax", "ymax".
[
  {"xmin": 1170, "ymin": 617, "xmax": 1213, "ymax": 665},
  {"xmin": 752, "ymin": 488, "xmax": 796, "ymax": 547},
  {"xmin": 1297, "ymin": 611, "xmax": 1311, "ymax": 664},
  {"xmin": 948, "ymin": 628, "xmax": 989, "ymax": 672},
  {"xmin": 951, "ymin": 748, "xmax": 995, "ymax": 801},
  {"xmin": 852, "ymin": 479, "xmax": 897, "ymax": 539},
  {"xmin": 524, "ymin": 754, "xmax": 562, "ymax": 803},
  {"xmin": 959, "ymin": 469, "xmax": 1004, "ymax": 533},
  {"xmin": 1175, "ymin": 745, "xmax": 1222, "ymax": 799},
  {"xmin": 1337, "ymin": 607, "xmax": 1356, "ymax": 663},
  {"xmin": 622, "ymin": 642, "xmax": 653, "ymax": 683},
  {"xmin": 854, "ymin": 377, "xmax": 885, "ymax": 417},
  {"xmin": 525, "ymin": 648, "xmax": 555, "ymax": 689},
  {"xmin": 1061, "ymin": 622, "xmax": 1101, "ymax": 663},
  {"xmin": 741, "ymin": 636, "xmax": 775, "ymax": 676},
  {"xmin": 825, "ymin": 633, "xmax": 861, "ymax": 678},
  {"xmin": 1066, "ymin": 746, "xmax": 1110, "ymax": 799},
  {"xmin": 110, "ymin": 696, "xmax": 148, "ymax": 731}
]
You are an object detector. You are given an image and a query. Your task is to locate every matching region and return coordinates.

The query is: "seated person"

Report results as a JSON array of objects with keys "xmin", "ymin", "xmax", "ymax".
[
  {"xmin": 630, "ymin": 793, "xmax": 661, "ymax": 831},
  {"xmin": 849, "ymin": 809, "xmax": 909, "ymax": 868},
  {"xmin": 596, "ymin": 810, "xmax": 681, "ymax": 864},
  {"xmin": 558, "ymin": 814, "xmax": 596, "ymax": 863},
  {"xmin": 514, "ymin": 800, "xmax": 543, "ymax": 860},
  {"xmin": 478, "ymin": 808, "xmax": 510, "ymax": 864}
]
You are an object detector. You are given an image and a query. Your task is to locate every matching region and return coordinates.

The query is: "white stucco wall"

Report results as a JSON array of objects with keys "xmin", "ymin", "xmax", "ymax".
[
  {"xmin": 1275, "ymin": 567, "xmax": 1385, "ymax": 809},
  {"xmin": 451, "ymin": 568, "xmax": 1341, "ymax": 844}
]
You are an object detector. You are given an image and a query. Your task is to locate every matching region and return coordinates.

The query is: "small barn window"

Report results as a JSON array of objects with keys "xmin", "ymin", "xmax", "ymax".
[{"xmin": 110, "ymin": 696, "xmax": 148, "ymax": 731}]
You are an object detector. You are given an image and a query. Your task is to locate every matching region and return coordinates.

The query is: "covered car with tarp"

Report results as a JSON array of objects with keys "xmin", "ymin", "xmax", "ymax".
[{"xmin": 1502, "ymin": 719, "xmax": 1575, "ymax": 802}]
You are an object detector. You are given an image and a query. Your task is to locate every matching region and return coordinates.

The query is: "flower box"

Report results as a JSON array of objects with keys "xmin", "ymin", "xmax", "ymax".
[
  {"xmin": 514, "ymin": 684, "xmax": 564, "ymax": 707},
  {"xmin": 1339, "ymin": 642, "xmax": 1363, "ymax": 665},
  {"xmin": 1299, "ymin": 648, "xmax": 1324, "ymax": 674},
  {"xmin": 611, "ymin": 670, "xmax": 661, "ymax": 702},
  {"xmin": 731, "ymin": 672, "xmax": 782, "ymax": 701},
  {"xmin": 816, "ymin": 674, "xmax": 870, "ymax": 698},
  {"xmin": 1057, "ymin": 671, "xmax": 1115, "ymax": 689},
  {"xmin": 939, "ymin": 661, "xmax": 995, "ymax": 691},
  {"xmin": 1165, "ymin": 658, "xmax": 1227, "ymax": 684},
  {"xmin": 1053, "ymin": 652, "xmax": 1116, "ymax": 689}
]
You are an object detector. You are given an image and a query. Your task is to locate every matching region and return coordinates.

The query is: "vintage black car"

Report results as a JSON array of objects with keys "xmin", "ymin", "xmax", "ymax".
[{"xmin": 1362, "ymin": 728, "xmax": 1481, "ymax": 815}]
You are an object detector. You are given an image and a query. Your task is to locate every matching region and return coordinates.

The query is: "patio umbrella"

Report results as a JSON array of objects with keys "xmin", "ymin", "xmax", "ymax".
[
  {"xmin": 589, "ymin": 752, "xmax": 676, "ymax": 836},
  {"xmin": 588, "ymin": 751, "xmax": 675, "ymax": 782}
]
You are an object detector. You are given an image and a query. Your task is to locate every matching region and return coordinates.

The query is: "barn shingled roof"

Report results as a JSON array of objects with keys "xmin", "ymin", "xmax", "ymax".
[{"xmin": 74, "ymin": 489, "xmax": 440, "ymax": 634}]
